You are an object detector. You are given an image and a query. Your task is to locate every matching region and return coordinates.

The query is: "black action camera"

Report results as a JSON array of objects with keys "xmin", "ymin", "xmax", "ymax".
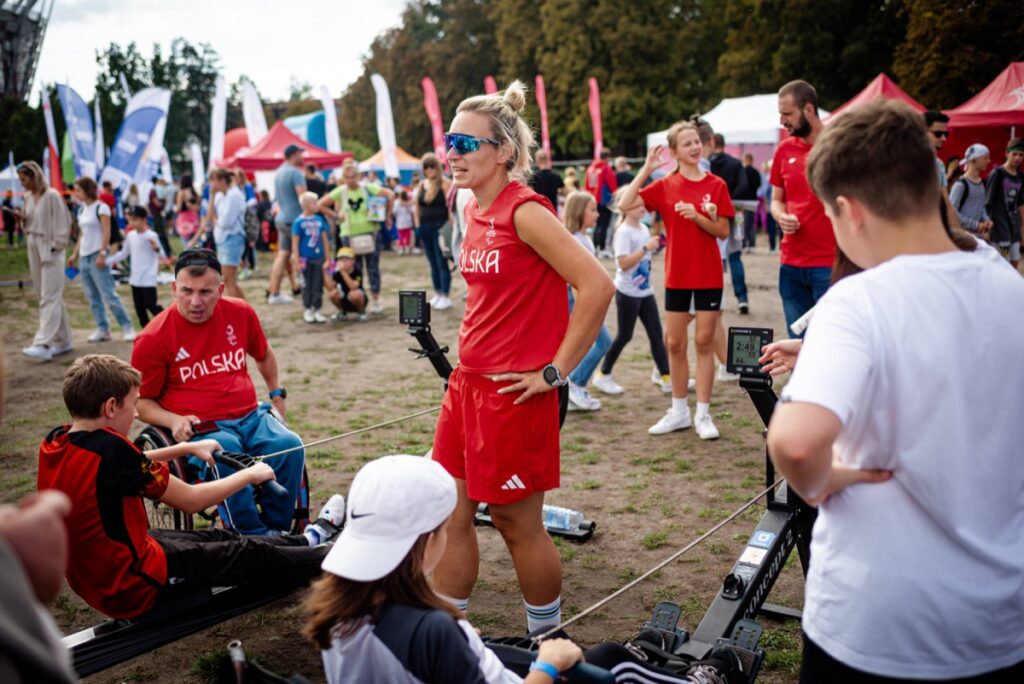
[
  {"xmin": 726, "ymin": 327, "xmax": 773, "ymax": 378},
  {"xmin": 399, "ymin": 290, "xmax": 429, "ymax": 327}
]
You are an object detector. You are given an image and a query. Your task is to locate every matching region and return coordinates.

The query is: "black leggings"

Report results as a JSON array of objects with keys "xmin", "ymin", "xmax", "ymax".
[
  {"xmin": 600, "ymin": 292, "xmax": 670, "ymax": 376},
  {"xmin": 131, "ymin": 286, "xmax": 163, "ymax": 327}
]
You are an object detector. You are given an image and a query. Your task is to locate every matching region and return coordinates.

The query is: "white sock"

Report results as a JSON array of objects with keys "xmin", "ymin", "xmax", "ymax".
[
  {"xmin": 696, "ymin": 402, "xmax": 710, "ymax": 419},
  {"xmin": 525, "ymin": 596, "xmax": 561, "ymax": 633},
  {"xmin": 672, "ymin": 397, "xmax": 689, "ymax": 415},
  {"xmin": 439, "ymin": 593, "xmax": 470, "ymax": 612}
]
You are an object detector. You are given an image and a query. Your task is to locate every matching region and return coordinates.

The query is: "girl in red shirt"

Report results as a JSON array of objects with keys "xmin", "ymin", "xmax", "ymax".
[
  {"xmin": 620, "ymin": 122, "xmax": 733, "ymax": 440},
  {"xmin": 431, "ymin": 80, "xmax": 613, "ymax": 632}
]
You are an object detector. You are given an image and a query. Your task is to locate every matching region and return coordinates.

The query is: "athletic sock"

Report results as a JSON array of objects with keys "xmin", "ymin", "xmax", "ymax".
[
  {"xmin": 696, "ymin": 402, "xmax": 710, "ymax": 419},
  {"xmin": 672, "ymin": 397, "xmax": 690, "ymax": 415},
  {"xmin": 304, "ymin": 494, "xmax": 346, "ymax": 546},
  {"xmin": 525, "ymin": 596, "xmax": 561, "ymax": 632},
  {"xmin": 438, "ymin": 593, "xmax": 470, "ymax": 612}
]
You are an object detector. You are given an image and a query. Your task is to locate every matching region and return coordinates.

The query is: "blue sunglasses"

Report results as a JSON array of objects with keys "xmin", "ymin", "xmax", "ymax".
[{"xmin": 444, "ymin": 132, "xmax": 500, "ymax": 155}]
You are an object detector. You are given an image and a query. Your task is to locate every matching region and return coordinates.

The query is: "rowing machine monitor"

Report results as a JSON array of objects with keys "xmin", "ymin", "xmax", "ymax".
[
  {"xmin": 400, "ymin": 290, "xmax": 454, "ymax": 386},
  {"xmin": 399, "ymin": 289, "xmax": 430, "ymax": 327},
  {"xmin": 726, "ymin": 327, "xmax": 772, "ymax": 379}
]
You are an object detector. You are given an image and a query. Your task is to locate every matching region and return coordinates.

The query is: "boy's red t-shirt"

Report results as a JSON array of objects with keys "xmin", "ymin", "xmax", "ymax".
[
  {"xmin": 639, "ymin": 172, "xmax": 734, "ymax": 289},
  {"xmin": 769, "ymin": 136, "xmax": 836, "ymax": 268},
  {"xmin": 37, "ymin": 426, "xmax": 170, "ymax": 618},
  {"xmin": 131, "ymin": 297, "xmax": 268, "ymax": 421},
  {"xmin": 457, "ymin": 181, "xmax": 568, "ymax": 374}
]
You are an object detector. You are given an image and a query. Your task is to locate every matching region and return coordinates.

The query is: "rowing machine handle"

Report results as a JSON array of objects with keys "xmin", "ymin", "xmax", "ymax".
[
  {"xmin": 260, "ymin": 478, "xmax": 289, "ymax": 500},
  {"xmin": 564, "ymin": 662, "xmax": 615, "ymax": 683},
  {"xmin": 212, "ymin": 450, "xmax": 289, "ymax": 500}
]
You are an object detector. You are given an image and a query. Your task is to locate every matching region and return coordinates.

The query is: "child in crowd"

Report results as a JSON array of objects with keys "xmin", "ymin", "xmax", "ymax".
[
  {"xmin": 562, "ymin": 191, "xmax": 611, "ymax": 411},
  {"xmin": 107, "ymin": 205, "xmax": 165, "ymax": 328},
  {"xmin": 592, "ymin": 190, "xmax": 671, "ymax": 395},
  {"xmin": 394, "ymin": 190, "xmax": 416, "ymax": 255},
  {"xmin": 949, "ymin": 144, "xmax": 994, "ymax": 237},
  {"xmin": 37, "ymin": 354, "xmax": 345, "ymax": 620},
  {"xmin": 303, "ymin": 455, "xmax": 742, "ymax": 684},
  {"xmin": 328, "ymin": 247, "xmax": 368, "ymax": 322},
  {"xmin": 292, "ymin": 192, "xmax": 332, "ymax": 324}
]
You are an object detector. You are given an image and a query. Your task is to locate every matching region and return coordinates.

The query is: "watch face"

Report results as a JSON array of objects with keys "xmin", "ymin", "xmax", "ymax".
[{"xmin": 543, "ymin": 365, "xmax": 558, "ymax": 385}]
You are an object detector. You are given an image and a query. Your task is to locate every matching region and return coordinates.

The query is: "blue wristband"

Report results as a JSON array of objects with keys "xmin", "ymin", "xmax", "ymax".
[{"xmin": 529, "ymin": 660, "xmax": 559, "ymax": 680}]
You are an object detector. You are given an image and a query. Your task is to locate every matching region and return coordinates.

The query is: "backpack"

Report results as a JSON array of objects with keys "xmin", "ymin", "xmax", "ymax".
[
  {"xmin": 955, "ymin": 177, "xmax": 970, "ymax": 212},
  {"xmin": 244, "ymin": 206, "xmax": 260, "ymax": 243}
]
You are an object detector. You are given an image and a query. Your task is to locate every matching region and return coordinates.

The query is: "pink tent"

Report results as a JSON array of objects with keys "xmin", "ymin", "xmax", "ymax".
[
  {"xmin": 943, "ymin": 63, "xmax": 1024, "ymax": 166},
  {"xmin": 828, "ymin": 73, "xmax": 926, "ymax": 121},
  {"xmin": 219, "ymin": 121, "xmax": 350, "ymax": 171}
]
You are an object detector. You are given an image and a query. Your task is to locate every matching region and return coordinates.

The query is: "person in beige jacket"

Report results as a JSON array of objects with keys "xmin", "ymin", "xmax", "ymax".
[{"xmin": 16, "ymin": 162, "xmax": 73, "ymax": 362}]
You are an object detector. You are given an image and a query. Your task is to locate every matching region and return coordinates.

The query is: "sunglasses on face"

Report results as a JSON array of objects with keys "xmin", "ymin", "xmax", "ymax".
[
  {"xmin": 444, "ymin": 132, "xmax": 500, "ymax": 156},
  {"xmin": 931, "ymin": 130, "xmax": 950, "ymax": 138}
]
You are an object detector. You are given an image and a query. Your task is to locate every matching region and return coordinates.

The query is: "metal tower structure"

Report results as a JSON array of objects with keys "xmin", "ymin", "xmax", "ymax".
[{"xmin": 0, "ymin": 0, "xmax": 52, "ymax": 101}]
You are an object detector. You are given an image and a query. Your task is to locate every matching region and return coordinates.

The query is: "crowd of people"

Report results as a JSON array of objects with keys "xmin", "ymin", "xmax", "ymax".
[{"xmin": 3, "ymin": 73, "xmax": 1023, "ymax": 684}]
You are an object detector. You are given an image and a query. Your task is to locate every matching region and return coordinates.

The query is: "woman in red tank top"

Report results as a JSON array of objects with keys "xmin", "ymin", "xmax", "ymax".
[{"xmin": 430, "ymin": 80, "xmax": 613, "ymax": 631}]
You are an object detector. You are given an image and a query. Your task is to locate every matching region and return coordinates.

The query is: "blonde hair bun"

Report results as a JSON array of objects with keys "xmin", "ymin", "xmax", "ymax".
[{"xmin": 502, "ymin": 80, "xmax": 527, "ymax": 113}]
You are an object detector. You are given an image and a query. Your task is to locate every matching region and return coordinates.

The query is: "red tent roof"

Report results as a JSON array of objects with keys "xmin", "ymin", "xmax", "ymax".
[
  {"xmin": 945, "ymin": 62, "xmax": 1024, "ymax": 127},
  {"xmin": 829, "ymin": 73, "xmax": 926, "ymax": 120},
  {"xmin": 219, "ymin": 121, "xmax": 351, "ymax": 171}
]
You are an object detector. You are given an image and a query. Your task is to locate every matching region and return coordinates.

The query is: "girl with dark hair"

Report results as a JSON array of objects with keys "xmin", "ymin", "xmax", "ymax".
[{"xmin": 416, "ymin": 152, "xmax": 452, "ymax": 309}]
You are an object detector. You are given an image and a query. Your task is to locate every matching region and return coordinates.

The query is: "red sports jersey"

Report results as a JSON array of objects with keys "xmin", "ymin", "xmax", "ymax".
[
  {"xmin": 132, "ymin": 298, "xmax": 268, "ymax": 421},
  {"xmin": 639, "ymin": 172, "xmax": 735, "ymax": 289},
  {"xmin": 38, "ymin": 426, "xmax": 170, "ymax": 618},
  {"xmin": 769, "ymin": 136, "xmax": 836, "ymax": 268},
  {"xmin": 457, "ymin": 182, "xmax": 568, "ymax": 374}
]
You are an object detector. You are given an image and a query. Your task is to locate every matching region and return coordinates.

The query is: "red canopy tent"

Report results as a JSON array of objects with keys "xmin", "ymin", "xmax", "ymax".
[
  {"xmin": 219, "ymin": 121, "xmax": 351, "ymax": 171},
  {"xmin": 827, "ymin": 73, "xmax": 926, "ymax": 121},
  {"xmin": 943, "ymin": 62, "xmax": 1024, "ymax": 166}
]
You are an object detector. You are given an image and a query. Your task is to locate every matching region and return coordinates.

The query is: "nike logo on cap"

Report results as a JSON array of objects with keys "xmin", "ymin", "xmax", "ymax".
[{"xmin": 350, "ymin": 511, "xmax": 374, "ymax": 519}]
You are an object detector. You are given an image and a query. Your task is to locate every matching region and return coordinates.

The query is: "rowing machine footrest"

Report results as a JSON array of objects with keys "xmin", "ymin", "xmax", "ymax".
[
  {"xmin": 475, "ymin": 504, "xmax": 596, "ymax": 542},
  {"xmin": 715, "ymin": 619, "xmax": 765, "ymax": 684},
  {"xmin": 642, "ymin": 601, "xmax": 690, "ymax": 652}
]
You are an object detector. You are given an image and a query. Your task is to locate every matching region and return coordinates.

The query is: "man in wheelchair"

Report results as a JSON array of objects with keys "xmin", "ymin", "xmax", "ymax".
[
  {"xmin": 37, "ymin": 354, "xmax": 344, "ymax": 621},
  {"xmin": 131, "ymin": 249, "xmax": 304, "ymax": 535}
]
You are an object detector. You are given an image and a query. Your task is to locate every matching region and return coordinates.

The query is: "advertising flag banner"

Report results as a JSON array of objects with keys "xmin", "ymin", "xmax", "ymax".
[
  {"xmin": 319, "ymin": 85, "xmax": 343, "ymax": 152},
  {"xmin": 61, "ymin": 129, "xmax": 75, "ymax": 184},
  {"xmin": 55, "ymin": 84, "xmax": 97, "ymax": 178},
  {"xmin": 484, "ymin": 76, "xmax": 498, "ymax": 95},
  {"xmin": 588, "ymin": 77, "xmax": 603, "ymax": 160},
  {"xmin": 100, "ymin": 87, "xmax": 170, "ymax": 193},
  {"xmin": 370, "ymin": 74, "xmax": 400, "ymax": 179},
  {"xmin": 420, "ymin": 77, "xmax": 446, "ymax": 164},
  {"xmin": 242, "ymin": 79, "xmax": 269, "ymax": 146},
  {"xmin": 94, "ymin": 98, "xmax": 105, "ymax": 169},
  {"xmin": 190, "ymin": 142, "xmax": 205, "ymax": 191},
  {"xmin": 40, "ymin": 86, "xmax": 63, "ymax": 191},
  {"xmin": 535, "ymin": 75, "xmax": 551, "ymax": 160},
  {"xmin": 208, "ymin": 75, "xmax": 226, "ymax": 174}
]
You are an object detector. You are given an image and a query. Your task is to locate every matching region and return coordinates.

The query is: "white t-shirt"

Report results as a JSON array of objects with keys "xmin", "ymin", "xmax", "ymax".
[
  {"xmin": 107, "ymin": 229, "xmax": 165, "ymax": 287},
  {"xmin": 394, "ymin": 201, "xmax": 415, "ymax": 230},
  {"xmin": 213, "ymin": 185, "xmax": 246, "ymax": 244},
  {"xmin": 78, "ymin": 201, "xmax": 111, "ymax": 257},
  {"xmin": 782, "ymin": 250, "xmax": 1024, "ymax": 679},
  {"xmin": 613, "ymin": 222, "xmax": 654, "ymax": 298},
  {"xmin": 573, "ymin": 230, "xmax": 595, "ymax": 255}
]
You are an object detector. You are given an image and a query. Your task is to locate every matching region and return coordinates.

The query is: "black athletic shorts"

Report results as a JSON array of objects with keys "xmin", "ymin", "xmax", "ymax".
[{"xmin": 664, "ymin": 287, "xmax": 722, "ymax": 312}]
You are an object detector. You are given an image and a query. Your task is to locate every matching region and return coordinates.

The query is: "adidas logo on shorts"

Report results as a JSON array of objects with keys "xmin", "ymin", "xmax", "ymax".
[
  {"xmin": 501, "ymin": 474, "xmax": 526, "ymax": 491},
  {"xmin": 175, "ymin": 347, "xmax": 191, "ymax": 362}
]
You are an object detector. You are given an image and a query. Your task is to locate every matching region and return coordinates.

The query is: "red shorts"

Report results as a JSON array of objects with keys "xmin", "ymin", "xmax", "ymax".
[{"xmin": 433, "ymin": 367, "xmax": 560, "ymax": 504}]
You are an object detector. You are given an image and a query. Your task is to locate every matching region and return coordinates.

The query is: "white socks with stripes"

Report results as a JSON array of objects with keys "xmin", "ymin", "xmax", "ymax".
[{"xmin": 525, "ymin": 595, "xmax": 561, "ymax": 632}]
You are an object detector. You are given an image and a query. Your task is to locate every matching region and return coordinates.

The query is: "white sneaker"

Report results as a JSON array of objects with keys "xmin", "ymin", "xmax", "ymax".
[
  {"xmin": 313, "ymin": 310, "xmax": 327, "ymax": 324},
  {"xmin": 267, "ymin": 292, "xmax": 293, "ymax": 305},
  {"xmin": 304, "ymin": 494, "xmax": 346, "ymax": 546},
  {"xmin": 332, "ymin": 311, "xmax": 349, "ymax": 322},
  {"xmin": 21, "ymin": 344, "xmax": 53, "ymax": 361},
  {"xmin": 433, "ymin": 295, "xmax": 452, "ymax": 310},
  {"xmin": 357, "ymin": 312, "xmax": 369, "ymax": 322},
  {"xmin": 567, "ymin": 383, "xmax": 601, "ymax": 411},
  {"xmin": 368, "ymin": 301, "xmax": 384, "ymax": 314},
  {"xmin": 123, "ymin": 327, "xmax": 137, "ymax": 342},
  {"xmin": 429, "ymin": 294, "xmax": 439, "ymax": 307},
  {"xmin": 51, "ymin": 342, "xmax": 74, "ymax": 356},
  {"xmin": 695, "ymin": 412, "xmax": 720, "ymax": 440},
  {"xmin": 303, "ymin": 309, "xmax": 316, "ymax": 323},
  {"xmin": 87, "ymin": 329, "xmax": 111, "ymax": 343},
  {"xmin": 717, "ymin": 366, "xmax": 740, "ymax": 382},
  {"xmin": 688, "ymin": 377, "xmax": 696, "ymax": 392},
  {"xmin": 650, "ymin": 368, "xmax": 672, "ymax": 393},
  {"xmin": 648, "ymin": 407, "xmax": 692, "ymax": 435},
  {"xmin": 592, "ymin": 372, "xmax": 624, "ymax": 395}
]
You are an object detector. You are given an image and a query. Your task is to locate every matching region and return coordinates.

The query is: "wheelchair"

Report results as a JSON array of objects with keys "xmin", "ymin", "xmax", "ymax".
[{"xmin": 133, "ymin": 408, "xmax": 311, "ymax": 534}]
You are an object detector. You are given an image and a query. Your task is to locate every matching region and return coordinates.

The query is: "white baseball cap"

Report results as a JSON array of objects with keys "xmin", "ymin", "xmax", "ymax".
[{"xmin": 321, "ymin": 455, "xmax": 456, "ymax": 582}]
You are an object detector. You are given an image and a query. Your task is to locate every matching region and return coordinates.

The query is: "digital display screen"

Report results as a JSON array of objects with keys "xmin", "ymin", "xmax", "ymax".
[
  {"xmin": 401, "ymin": 295, "xmax": 418, "ymax": 321},
  {"xmin": 399, "ymin": 290, "xmax": 428, "ymax": 326},
  {"xmin": 731, "ymin": 333, "xmax": 762, "ymax": 367}
]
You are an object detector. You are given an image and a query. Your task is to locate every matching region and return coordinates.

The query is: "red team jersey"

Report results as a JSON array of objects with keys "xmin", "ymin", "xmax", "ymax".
[
  {"xmin": 131, "ymin": 298, "xmax": 268, "ymax": 421},
  {"xmin": 457, "ymin": 182, "xmax": 569, "ymax": 374},
  {"xmin": 639, "ymin": 172, "xmax": 735, "ymax": 289},
  {"xmin": 769, "ymin": 136, "xmax": 836, "ymax": 268},
  {"xmin": 38, "ymin": 427, "xmax": 170, "ymax": 618}
]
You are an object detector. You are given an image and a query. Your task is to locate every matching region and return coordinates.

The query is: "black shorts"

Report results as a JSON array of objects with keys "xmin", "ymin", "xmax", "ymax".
[{"xmin": 664, "ymin": 287, "xmax": 722, "ymax": 312}]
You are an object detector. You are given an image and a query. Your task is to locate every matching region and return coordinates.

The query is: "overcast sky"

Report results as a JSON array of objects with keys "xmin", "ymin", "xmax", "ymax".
[{"xmin": 32, "ymin": 0, "xmax": 407, "ymax": 104}]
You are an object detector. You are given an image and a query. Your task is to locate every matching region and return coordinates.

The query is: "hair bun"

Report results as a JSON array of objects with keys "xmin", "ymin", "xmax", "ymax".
[{"xmin": 502, "ymin": 80, "xmax": 527, "ymax": 113}]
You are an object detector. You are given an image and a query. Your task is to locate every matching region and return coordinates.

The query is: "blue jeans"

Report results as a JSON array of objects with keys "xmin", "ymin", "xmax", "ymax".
[
  {"xmin": 80, "ymin": 252, "xmax": 133, "ymax": 332},
  {"xmin": 726, "ymin": 251, "xmax": 748, "ymax": 304},
  {"xmin": 567, "ymin": 288, "xmax": 612, "ymax": 386},
  {"xmin": 419, "ymin": 222, "xmax": 451, "ymax": 294},
  {"xmin": 779, "ymin": 264, "xmax": 832, "ymax": 338},
  {"xmin": 190, "ymin": 404, "xmax": 305, "ymax": 535}
]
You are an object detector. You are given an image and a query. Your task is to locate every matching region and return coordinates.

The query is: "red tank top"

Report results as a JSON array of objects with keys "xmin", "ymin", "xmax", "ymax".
[{"xmin": 457, "ymin": 182, "xmax": 568, "ymax": 374}]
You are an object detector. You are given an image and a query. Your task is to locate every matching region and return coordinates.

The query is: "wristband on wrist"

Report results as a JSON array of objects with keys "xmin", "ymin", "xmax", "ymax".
[
  {"xmin": 529, "ymin": 660, "xmax": 559, "ymax": 680},
  {"xmin": 269, "ymin": 388, "xmax": 287, "ymax": 400}
]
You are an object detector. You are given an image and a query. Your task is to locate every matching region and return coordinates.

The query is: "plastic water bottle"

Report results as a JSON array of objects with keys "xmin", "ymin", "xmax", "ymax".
[{"xmin": 542, "ymin": 505, "xmax": 584, "ymax": 532}]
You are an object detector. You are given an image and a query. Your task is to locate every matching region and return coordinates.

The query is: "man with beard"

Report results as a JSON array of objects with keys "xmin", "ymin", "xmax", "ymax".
[{"xmin": 769, "ymin": 80, "xmax": 836, "ymax": 337}]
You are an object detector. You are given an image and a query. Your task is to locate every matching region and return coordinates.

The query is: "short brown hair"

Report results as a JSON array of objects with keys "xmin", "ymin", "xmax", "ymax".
[
  {"xmin": 208, "ymin": 168, "xmax": 232, "ymax": 183},
  {"xmin": 63, "ymin": 354, "xmax": 141, "ymax": 419},
  {"xmin": 75, "ymin": 177, "xmax": 98, "ymax": 201},
  {"xmin": 807, "ymin": 99, "xmax": 939, "ymax": 222},
  {"xmin": 779, "ymin": 79, "xmax": 818, "ymax": 110}
]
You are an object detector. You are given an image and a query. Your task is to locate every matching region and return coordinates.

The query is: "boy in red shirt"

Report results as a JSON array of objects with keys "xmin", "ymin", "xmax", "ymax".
[{"xmin": 37, "ymin": 354, "xmax": 343, "ymax": 620}]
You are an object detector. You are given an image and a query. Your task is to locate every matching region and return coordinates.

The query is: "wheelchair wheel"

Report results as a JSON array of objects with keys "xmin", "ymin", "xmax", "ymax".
[{"xmin": 135, "ymin": 426, "xmax": 194, "ymax": 531}]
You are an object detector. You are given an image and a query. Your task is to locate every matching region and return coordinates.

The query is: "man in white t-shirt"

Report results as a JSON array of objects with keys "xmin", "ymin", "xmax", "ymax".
[{"xmin": 766, "ymin": 100, "xmax": 1024, "ymax": 681}]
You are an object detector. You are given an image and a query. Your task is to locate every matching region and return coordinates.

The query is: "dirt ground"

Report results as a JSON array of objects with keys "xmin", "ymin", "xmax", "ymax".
[{"xmin": 0, "ymin": 240, "xmax": 807, "ymax": 683}]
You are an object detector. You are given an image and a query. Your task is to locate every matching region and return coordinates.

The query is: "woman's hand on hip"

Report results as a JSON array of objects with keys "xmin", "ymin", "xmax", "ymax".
[{"xmin": 491, "ymin": 370, "xmax": 553, "ymax": 405}]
